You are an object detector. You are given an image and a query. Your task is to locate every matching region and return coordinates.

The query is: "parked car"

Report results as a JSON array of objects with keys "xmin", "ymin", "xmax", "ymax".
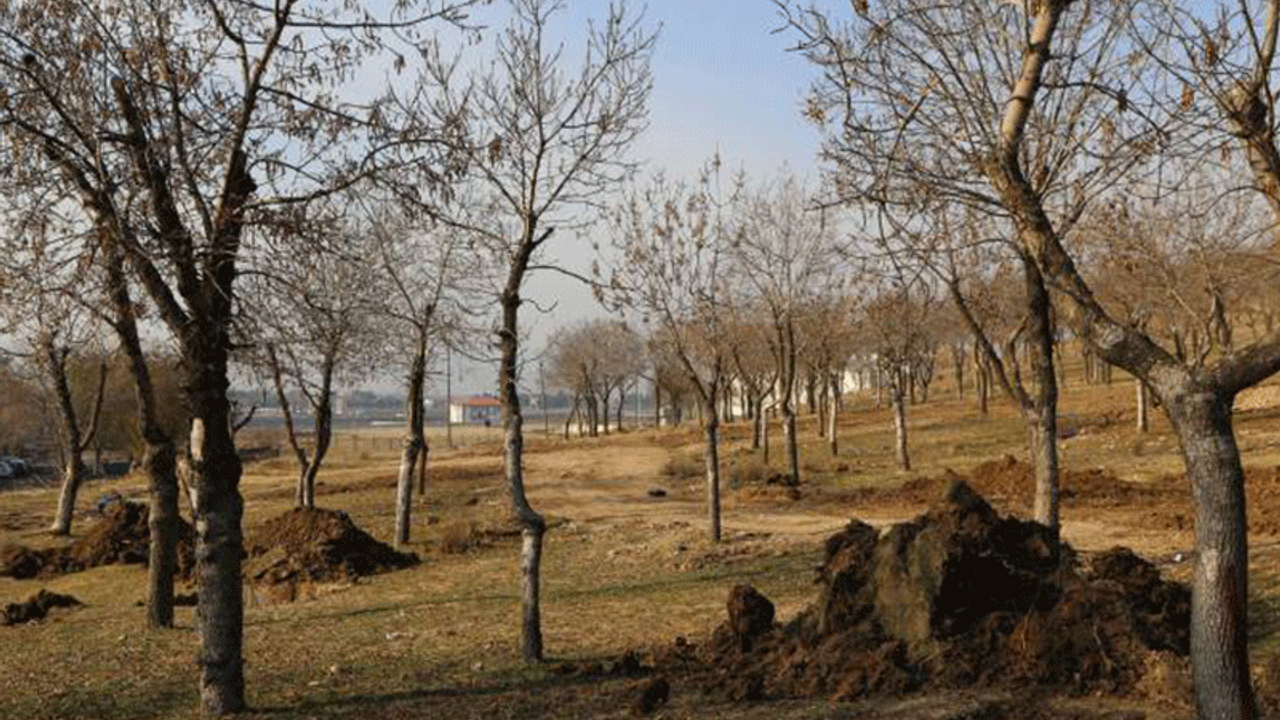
[{"xmin": 1, "ymin": 456, "xmax": 30, "ymax": 477}]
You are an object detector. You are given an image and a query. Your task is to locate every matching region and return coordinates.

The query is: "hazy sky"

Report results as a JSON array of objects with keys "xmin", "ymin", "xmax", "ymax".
[{"xmin": 448, "ymin": 0, "xmax": 829, "ymax": 395}]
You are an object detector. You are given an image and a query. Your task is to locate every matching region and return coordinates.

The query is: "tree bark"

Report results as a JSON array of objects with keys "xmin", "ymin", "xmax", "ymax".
[
  {"xmin": 46, "ymin": 338, "xmax": 86, "ymax": 536},
  {"xmin": 781, "ymin": 321, "xmax": 801, "ymax": 484},
  {"xmin": 298, "ymin": 360, "xmax": 334, "ymax": 508},
  {"xmin": 827, "ymin": 374, "xmax": 839, "ymax": 457},
  {"xmin": 187, "ymin": 333, "xmax": 245, "ymax": 715},
  {"xmin": 300, "ymin": 368, "xmax": 335, "ymax": 504},
  {"xmin": 976, "ymin": 345, "xmax": 990, "ymax": 416},
  {"xmin": 1165, "ymin": 389, "xmax": 1256, "ymax": 720},
  {"xmin": 1025, "ymin": 260, "xmax": 1060, "ymax": 532},
  {"xmin": 761, "ymin": 395, "xmax": 770, "ymax": 466},
  {"xmin": 704, "ymin": 393, "xmax": 722, "ymax": 543},
  {"xmin": 396, "ymin": 346, "xmax": 426, "ymax": 548},
  {"xmin": 100, "ymin": 215, "xmax": 180, "ymax": 628},
  {"xmin": 1136, "ymin": 378, "xmax": 1150, "ymax": 434},
  {"xmin": 266, "ymin": 345, "xmax": 308, "ymax": 505},
  {"xmin": 499, "ymin": 223, "xmax": 549, "ymax": 663},
  {"xmin": 893, "ymin": 373, "xmax": 910, "ymax": 471},
  {"xmin": 752, "ymin": 392, "xmax": 765, "ymax": 450}
]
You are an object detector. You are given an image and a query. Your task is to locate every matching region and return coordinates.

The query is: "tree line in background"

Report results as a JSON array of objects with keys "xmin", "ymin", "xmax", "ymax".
[{"xmin": 4, "ymin": 0, "xmax": 1280, "ymax": 717}]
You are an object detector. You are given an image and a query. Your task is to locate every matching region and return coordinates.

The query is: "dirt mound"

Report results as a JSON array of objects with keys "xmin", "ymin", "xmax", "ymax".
[
  {"xmin": 244, "ymin": 507, "xmax": 418, "ymax": 587},
  {"xmin": 0, "ymin": 501, "xmax": 194, "ymax": 579},
  {"xmin": 4, "ymin": 590, "xmax": 82, "ymax": 625},
  {"xmin": 690, "ymin": 481, "xmax": 1190, "ymax": 702}
]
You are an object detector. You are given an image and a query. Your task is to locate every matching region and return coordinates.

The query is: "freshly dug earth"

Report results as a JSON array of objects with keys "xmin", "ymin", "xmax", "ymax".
[
  {"xmin": 244, "ymin": 507, "xmax": 418, "ymax": 587},
  {"xmin": 3, "ymin": 590, "xmax": 82, "ymax": 625},
  {"xmin": 861, "ymin": 455, "xmax": 1280, "ymax": 536},
  {"xmin": 684, "ymin": 481, "xmax": 1190, "ymax": 703},
  {"xmin": 0, "ymin": 501, "xmax": 194, "ymax": 580}
]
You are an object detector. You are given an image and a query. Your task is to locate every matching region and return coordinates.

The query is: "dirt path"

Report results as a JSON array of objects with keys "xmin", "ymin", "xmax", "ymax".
[{"xmin": 520, "ymin": 434, "xmax": 855, "ymax": 542}]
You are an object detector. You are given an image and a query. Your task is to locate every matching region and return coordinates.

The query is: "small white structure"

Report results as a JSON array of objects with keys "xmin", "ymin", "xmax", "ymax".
[{"xmin": 449, "ymin": 395, "xmax": 502, "ymax": 425}]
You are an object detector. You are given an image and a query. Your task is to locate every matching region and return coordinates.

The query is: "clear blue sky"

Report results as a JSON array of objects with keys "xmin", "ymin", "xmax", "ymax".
[{"xmin": 633, "ymin": 0, "xmax": 825, "ymax": 181}]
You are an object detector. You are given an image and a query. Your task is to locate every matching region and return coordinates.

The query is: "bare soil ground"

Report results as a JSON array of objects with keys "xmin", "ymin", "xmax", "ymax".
[{"xmin": 2, "ymin": 374, "xmax": 1280, "ymax": 719}]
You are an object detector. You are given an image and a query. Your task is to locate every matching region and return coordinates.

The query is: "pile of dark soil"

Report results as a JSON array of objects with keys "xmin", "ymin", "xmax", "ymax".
[
  {"xmin": 0, "ymin": 501, "xmax": 194, "ymax": 580},
  {"xmin": 244, "ymin": 507, "xmax": 418, "ymax": 586},
  {"xmin": 681, "ymin": 481, "xmax": 1190, "ymax": 702},
  {"xmin": 3, "ymin": 589, "xmax": 82, "ymax": 625}
]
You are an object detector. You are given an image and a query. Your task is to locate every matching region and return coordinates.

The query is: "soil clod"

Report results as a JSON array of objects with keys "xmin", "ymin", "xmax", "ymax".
[
  {"xmin": 3, "ymin": 589, "xmax": 82, "ymax": 625},
  {"xmin": 631, "ymin": 676, "xmax": 669, "ymax": 715}
]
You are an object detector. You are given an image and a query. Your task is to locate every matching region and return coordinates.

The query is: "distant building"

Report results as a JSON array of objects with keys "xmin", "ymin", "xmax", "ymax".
[{"xmin": 449, "ymin": 395, "xmax": 502, "ymax": 425}]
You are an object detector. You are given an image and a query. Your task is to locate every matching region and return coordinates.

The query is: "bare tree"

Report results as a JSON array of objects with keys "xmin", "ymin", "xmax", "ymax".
[
  {"xmin": 732, "ymin": 172, "xmax": 838, "ymax": 483},
  {"xmin": 782, "ymin": 0, "xmax": 1280, "ymax": 715},
  {"xmin": 856, "ymin": 264, "xmax": 935, "ymax": 472},
  {"xmin": 797, "ymin": 294, "xmax": 858, "ymax": 456},
  {"xmin": 411, "ymin": 0, "xmax": 656, "ymax": 662},
  {"xmin": 0, "ymin": 218, "xmax": 106, "ymax": 536},
  {"xmin": 610, "ymin": 164, "xmax": 737, "ymax": 542},
  {"xmin": 0, "ymin": 0, "xmax": 479, "ymax": 712},
  {"xmin": 724, "ymin": 308, "xmax": 780, "ymax": 457},
  {"xmin": 364, "ymin": 206, "xmax": 480, "ymax": 549},
  {"xmin": 244, "ymin": 216, "xmax": 387, "ymax": 509},
  {"xmin": 546, "ymin": 320, "xmax": 642, "ymax": 436}
]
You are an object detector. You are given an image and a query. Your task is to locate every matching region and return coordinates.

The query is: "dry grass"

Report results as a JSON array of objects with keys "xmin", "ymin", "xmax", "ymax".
[{"xmin": 4, "ymin": 358, "xmax": 1280, "ymax": 719}]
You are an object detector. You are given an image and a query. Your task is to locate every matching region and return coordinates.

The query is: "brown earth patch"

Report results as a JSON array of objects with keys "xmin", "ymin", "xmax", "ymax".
[
  {"xmin": 834, "ymin": 456, "xmax": 1280, "ymax": 537},
  {"xmin": 0, "ymin": 501, "xmax": 194, "ymax": 580},
  {"xmin": 668, "ymin": 481, "xmax": 1190, "ymax": 704}
]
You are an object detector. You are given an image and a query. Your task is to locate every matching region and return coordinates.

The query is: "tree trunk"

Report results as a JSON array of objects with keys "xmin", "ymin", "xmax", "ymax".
[
  {"xmin": 103, "ymin": 232, "xmax": 179, "ymax": 628},
  {"xmin": 704, "ymin": 393, "xmax": 722, "ymax": 543},
  {"xmin": 827, "ymin": 374, "xmax": 839, "ymax": 457},
  {"xmin": 1027, "ymin": 408, "xmax": 1059, "ymax": 531},
  {"xmin": 417, "ymin": 443, "xmax": 429, "ymax": 498},
  {"xmin": 615, "ymin": 384, "xmax": 625, "ymax": 431},
  {"xmin": 783, "ymin": 407, "xmax": 800, "ymax": 484},
  {"xmin": 1136, "ymin": 378, "xmax": 1150, "ymax": 434},
  {"xmin": 976, "ymin": 347, "xmax": 990, "ymax": 416},
  {"xmin": 1164, "ymin": 390, "xmax": 1256, "ymax": 720},
  {"xmin": 499, "ymin": 228, "xmax": 547, "ymax": 663},
  {"xmin": 751, "ymin": 392, "xmax": 764, "ymax": 450},
  {"xmin": 600, "ymin": 387, "xmax": 610, "ymax": 435},
  {"xmin": 586, "ymin": 392, "xmax": 598, "ymax": 437},
  {"xmin": 564, "ymin": 395, "xmax": 579, "ymax": 439},
  {"xmin": 893, "ymin": 375, "xmax": 910, "ymax": 471},
  {"xmin": 187, "ymin": 334, "xmax": 246, "ymax": 715},
  {"xmin": 781, "ymin": 322, "xmax": 801, "ymax": 484},
  {"xmin": 299, "ymin": 361, "xmax": 334, "ymax": 509},
  {"xmin": 396, "ymin": 346, "xmax": 426, "ymax": 548},
  {"xmin": 761, "ymin": 395, "xmax": 771, "ymax": 465},
  {"xmin": 266, "ymin": 345, "xmax": 309, "ymax": 506},
  {"xmin": 652, "ymin": 380, "xmax": 661, "ymax": 428},
  {"xmin": 143, "ymin": 438, "xmax": 179, "ymax": 628},
  {"xmin": 817, "ymin": 377, "xmax": 828, "ymax": 438},
  {"xmin": 1025, "ymin": 259, "xmax": 1060, "ymax": 533},
  {"xmin": 45, "ymin": 339, "xmax": 85, "ymax": 536}
]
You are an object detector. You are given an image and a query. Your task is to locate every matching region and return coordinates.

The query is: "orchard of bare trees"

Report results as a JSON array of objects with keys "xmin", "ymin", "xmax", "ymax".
[{"xmin": 4, "ymin": 0, "xmax": 1280, "ymax": 718}]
